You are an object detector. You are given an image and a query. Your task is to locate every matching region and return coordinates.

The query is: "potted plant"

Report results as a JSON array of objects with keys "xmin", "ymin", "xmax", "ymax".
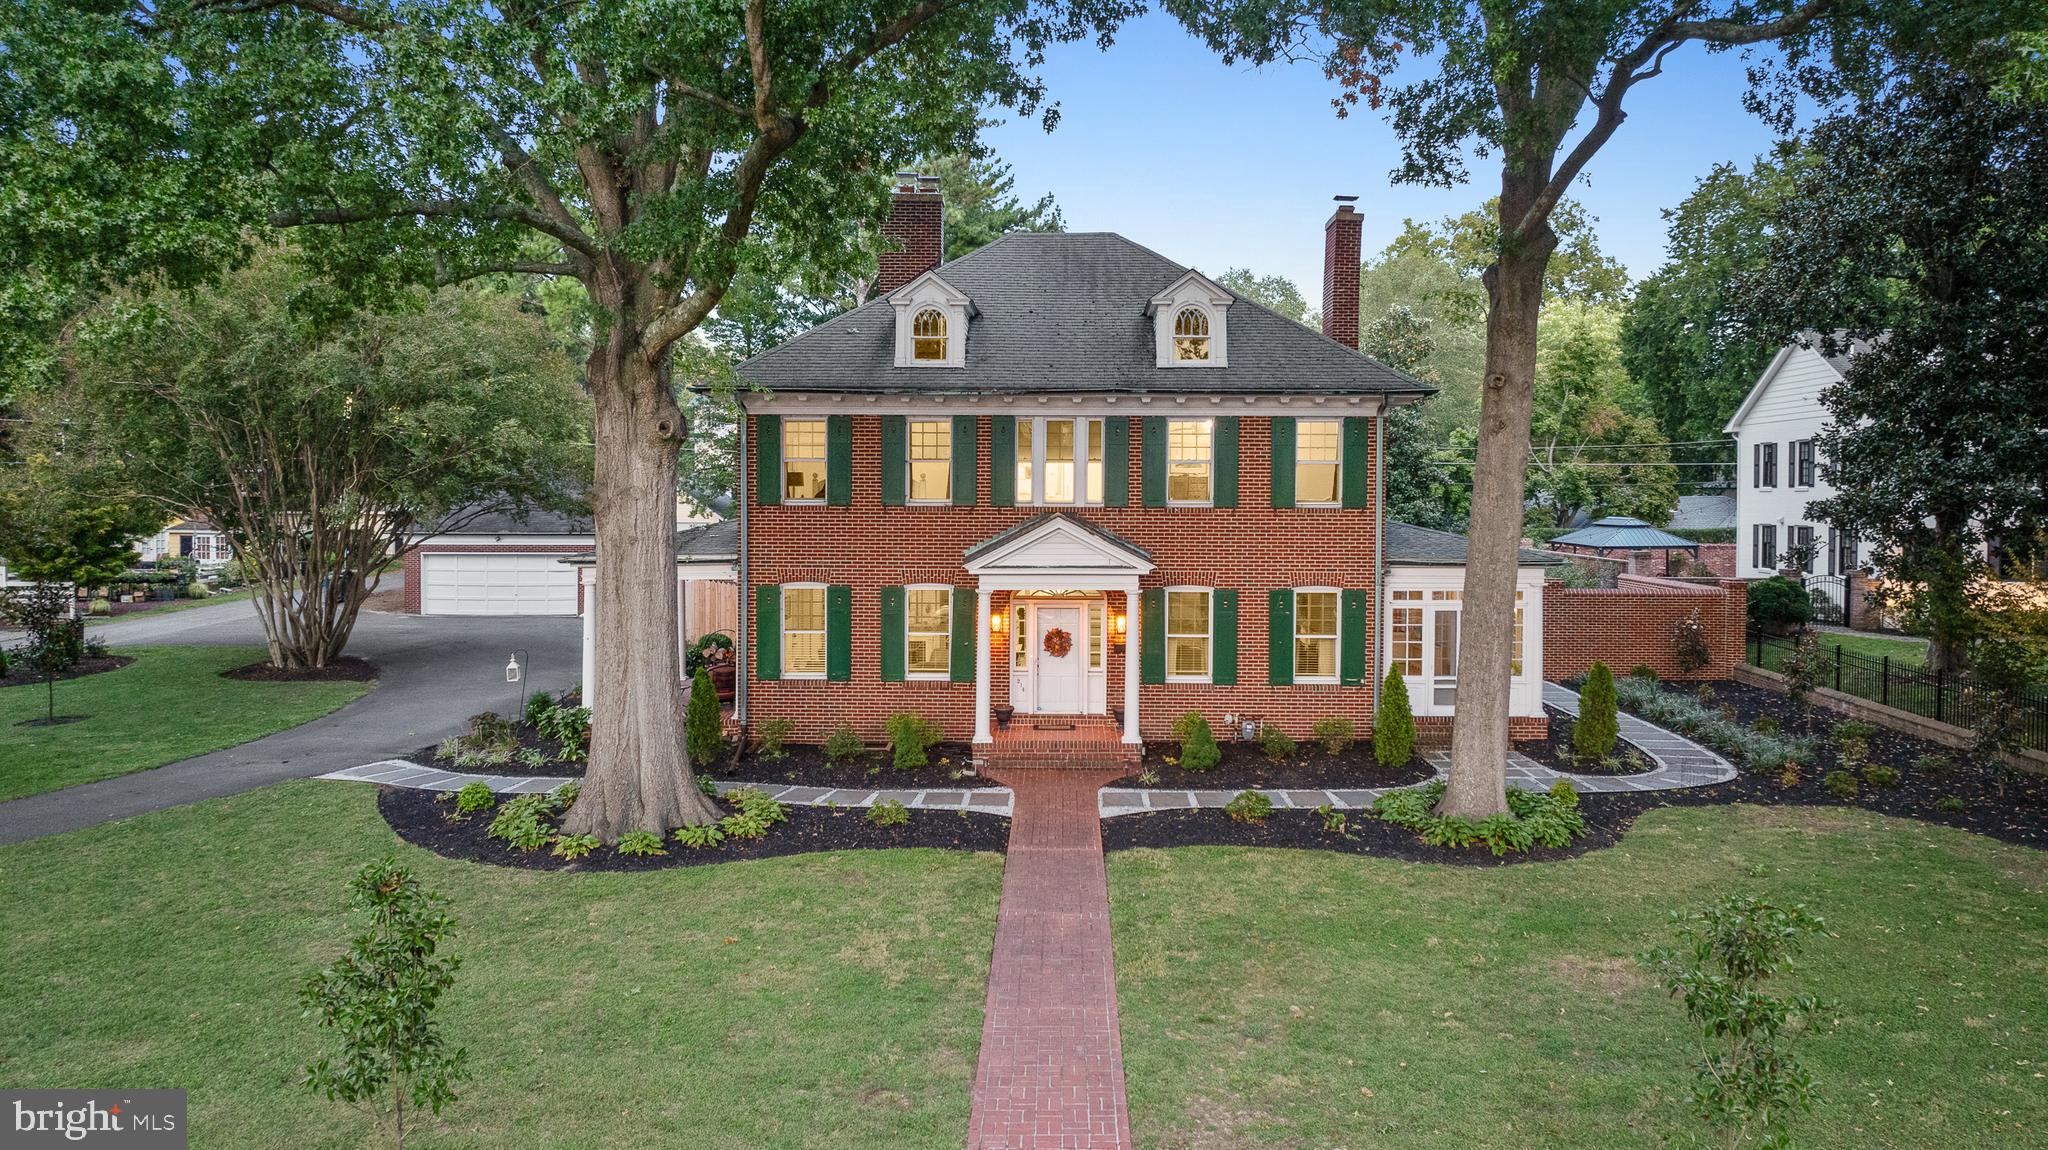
[{"xmin": 688, "ymin": 632, "xmax": 738, "ymax": 702}]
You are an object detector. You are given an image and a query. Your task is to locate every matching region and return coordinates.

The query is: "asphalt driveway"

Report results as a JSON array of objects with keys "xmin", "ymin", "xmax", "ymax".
[{"xmin": 0, "ymin": 584, "xmax": 584, "ymax": 845}]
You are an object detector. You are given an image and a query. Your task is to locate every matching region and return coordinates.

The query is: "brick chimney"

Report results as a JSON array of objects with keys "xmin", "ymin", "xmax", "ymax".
[
  {"xmin": 1321, "ymin": 196, "xmax": 1362, "ymax": 350},
  {"xmin": 875, "ymin": 172, "xmax": 944, "ymax": 295}
]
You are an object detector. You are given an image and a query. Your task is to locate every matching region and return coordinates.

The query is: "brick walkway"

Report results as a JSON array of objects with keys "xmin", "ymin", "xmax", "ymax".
[{"xmin": 966, "ymin": 765, "xmax": 1133, "ymax": 1150}]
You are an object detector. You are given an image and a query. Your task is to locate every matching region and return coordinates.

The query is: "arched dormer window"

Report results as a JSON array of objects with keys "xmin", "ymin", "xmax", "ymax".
[
  {"xmin": 1173, "ymin": 307, "xmax": 1211, "ymax": 361},
  {"xmin": 912, "ymin": 308, "xmax": 948, "ymax": 361}
]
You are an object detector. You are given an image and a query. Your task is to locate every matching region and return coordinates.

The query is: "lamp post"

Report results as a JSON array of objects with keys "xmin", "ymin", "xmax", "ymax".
[{"xmin": 506, "ymin": 648, "xmax": 529, "ymax": 716}]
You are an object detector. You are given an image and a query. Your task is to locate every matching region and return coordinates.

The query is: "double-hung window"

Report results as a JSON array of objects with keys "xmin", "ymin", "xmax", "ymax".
[
  {"xmin": 908, "ymin": 419, "xmax": 951, "ymax": 502},
  {"xmin": 783, "ymin": 419, "xmax": 827, "ymax": 502},
  {"xmin": 781, "ymin": 586, "xmax": 827, "ymax": 677},
  {"xmin": 1753, "ymin": 524, "xmax": 1778, "ymax": 570},
  {"xmin": 1165, "ymin": 589, "xmax": 1211, "ymax": 681},
  {"xmin": 1787, "ymin": 525, "xmax": 1816, "ymax": 572},
  {"xmin": 1295, "ymin": 419, "xmax": 1342, "ymax": 506},
  {"xmin": 1167, "ymin": 419, "xmax": 1213, "ymax": 504},
  {"xmin": 1753, "ymin": 441, "xmax": 1778, "ymax": 489},
  {"xmin": 904, "ymin": 587, "xmax": 952, "ymax": 678},
  {"xmin": 1014, "ymin": 417, "xmax": 1108, "ymax": 504},
  {"xmin": 1293, "ymin": 590, "xmax": 1339, "ymax": 683},
  {"xmin": 1792, "ymin": 439, "xmax": 1816, "ymax": 487}
]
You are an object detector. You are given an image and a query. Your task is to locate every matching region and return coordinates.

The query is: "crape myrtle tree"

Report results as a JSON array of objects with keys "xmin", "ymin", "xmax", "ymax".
[
  {"xmin": 1165, "ymin": 0, "xmax": 2022, "ymax": 818},
  {"xmin": 4, "ymin": 0, "xmax": 1136, "ymax": 839},
  {"xmin": 1741, "ymin": 71, "xmax": 2048, "ymax": 672}
]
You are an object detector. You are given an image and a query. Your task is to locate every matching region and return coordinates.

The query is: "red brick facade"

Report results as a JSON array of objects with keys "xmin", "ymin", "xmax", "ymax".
[
  {"xmin": 401, "ymin": 543, "xmax": 593, "ymax": 614},
  {"xmin": 1321, "ymin": 203, "xmax": 1362, "ymax": 350},
  {"xmin": 745, "ymin": 414, "xmax": 1387, "ymax": 743},
  {"xmin": 874, "ymin": 181, "xmax": 943, "ymax": 295},
  {"xmin": 1542, "ymin": 575, "xmax": 1748, "ymax": 681}
]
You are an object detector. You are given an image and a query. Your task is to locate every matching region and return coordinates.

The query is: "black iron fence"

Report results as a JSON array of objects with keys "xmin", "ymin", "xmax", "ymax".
[{"xmin": 1748, "ymin": 629, "xmax": 2048, "ymax": 751}]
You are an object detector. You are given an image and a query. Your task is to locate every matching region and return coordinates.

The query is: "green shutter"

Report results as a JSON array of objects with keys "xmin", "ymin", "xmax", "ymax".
[
  {"xmin": 1268, "ymin": 589, "xmax": 1294, "ymax": 686},
  {"xmin": 826, "ymin": 585, "xmax": 852, "ymax": 681},
  {"xmin": 756, "ymin": 415, "xmax": 782, "ymax": 506},
  {"xmin": 989, "ymin": 417, "xmax": 1017, "ymax": 506},
  {"xmin": 880, "ymin": 417, "xmax": 906, "ymax": 506},
  {"xmin": 826, "ymin": 415, "xmax": 853, "ymax": 506},
  {"xmin": 1140, "ymin": 587, "xmax": 1165, "ymax": 684},
  {"xmin": 952, "ymin": 415, "xmax": 978, "ymax": 506},
  {"xmin": 879, "ymin": 586, "xmax": 905, "ymax": 682},
  {"xmin": 1102, "ymin": 417, "xmax": 1130, "ymax": 507},
  {"xmin": 1213, "ymin": 416, "xmax": 1239, "ymax": 508},
  {"xmin": 1140, "ymin": 417, "xmax": 1167, "ymax": 507},
  {"xmin": 1212, "ymin": 589, "xmax": 1239, "ymax": 686},
  {"xmin": 754, "ymin": 585, "xmax": 780, "ymax": 681},
  {"xmin": 950, "ymin": 587, "xmax": 976, "ymax": 683},
  {"xmin": 1270, "ymin": 418, "xmax": 1296, "ymax": 508},
  {"xmin": 1340, "ymin": 589, "xmax": 1368, "ymax": 686},
  {"xmin": 1341, "ymin": 416, "xmax": 1371, "ymax": 509}
]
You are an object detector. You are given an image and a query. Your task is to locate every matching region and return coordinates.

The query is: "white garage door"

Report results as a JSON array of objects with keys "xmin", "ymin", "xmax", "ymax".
[{"xmin": 420, "ymin": 554, "xmax": 578, "ymax": 616}]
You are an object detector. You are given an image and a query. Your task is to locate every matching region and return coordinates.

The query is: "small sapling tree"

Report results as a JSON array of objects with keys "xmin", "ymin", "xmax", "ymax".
[
  {"xmin": 1574, "ymin": 662, "xmax": 1620, "ymax": 761},
  {"xmin": 1374, "ymin": 666, "xmax": 1416, "ymax": 768}
]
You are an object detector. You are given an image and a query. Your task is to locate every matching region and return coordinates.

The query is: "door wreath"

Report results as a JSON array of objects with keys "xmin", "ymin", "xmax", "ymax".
[{"xmin": 1042, "ymin": 627, "xmax": 1073, "ymax": 658}]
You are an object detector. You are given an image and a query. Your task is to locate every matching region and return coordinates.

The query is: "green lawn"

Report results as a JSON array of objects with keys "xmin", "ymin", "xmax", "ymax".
[
  {"xmin": 1111, "ymin": 804, "xmax": 2048, "ymax": 1149},
  {"xmin": 0, "ymin": 782, "xmax": 1001, "ymax": 1149},
  {"xmin": 0, "ymin": 646, "xmax": 371, "ymax": 801},
  {"xmin": 1753, "ymin": 630, "xmax": 1929, "ymax": 673}
]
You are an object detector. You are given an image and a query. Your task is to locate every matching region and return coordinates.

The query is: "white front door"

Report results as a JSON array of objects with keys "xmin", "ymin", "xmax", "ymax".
[{"xmin": 1032, "ymin": 606, "xmax": 1086, "ymax": 713}]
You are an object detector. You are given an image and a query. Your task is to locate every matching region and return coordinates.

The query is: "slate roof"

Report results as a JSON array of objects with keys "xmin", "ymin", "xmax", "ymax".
[
  {"xmin": 1667, "ymin": 494, "xmax": 1736, "ymax": 532},
  {"xmin": 962, "ymin": 512, "xmax": 1153, "ymax": 563},
  {"xmin": 430, "ymin": 503, "xmax": 594, "ymax": 536},
  {"xmin": 1385, "ymin": 521, "xmax": 1565, "ymax": 567},
  {"xmin": 1550, "ymin": 516, "xmax": 1700, "ymax": 554},
  {"xmin": 674, "ymin": 519, "xmax": 738, "ymax": 561},
  {"xmin": 735, "ymin": 232, "xmax": 1433, "ymax": 397}
]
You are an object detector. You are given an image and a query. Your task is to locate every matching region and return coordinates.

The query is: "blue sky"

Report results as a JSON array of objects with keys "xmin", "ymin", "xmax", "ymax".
[{"xmin": 980, "ymin": 11, "xmax": 1792, "ymax": 297}]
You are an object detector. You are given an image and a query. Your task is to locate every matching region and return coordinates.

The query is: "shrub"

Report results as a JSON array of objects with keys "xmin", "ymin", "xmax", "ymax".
[
  {"xmin": 821, "ymin": 724, "xmax": 865, "ymax": 766},
  {"xmin": 1315, "ymin": 803, "xmax": 1348, "ymax": 834},
  {"xmin": 1641, "ymin": 896, "xmax": 1828, "ymax": 1150},
  {"xmin": 1574, "ymin": 662, "xmax": 1619, "ymax": 760},
  {"xmin": 1779, "ymin": 631, "xmax": 1823, "ymax": 714},
  {"xmin": 1778, "ymin": 763, "xmax": 1801, "ymax": 788},
  {"xmin": 88, "ymin": 597, "xmax": 112, "ymax": 616},
  {"xmin": 1311, "ymin": 717, "xmax": 1355, "ymax": 755},
  {"xmin": 755, "ymin": 717, "xmax": 795, "ymax": 761},
  {"xmin": 184, "ymin": 582, "xmax": 211, "ymax": 599},
  {"xmin": 536, "ymin": 705, "xmax": 591, "ymax": 762},
  {"xmin": 685, "ymin": 667, "xmax": 725, "ymax": 766},
  {"xmin": 674, "ymin": 824, "xmax": 727, "ymax": 849},
  {"xmin": 548, "ymin": 834, "xmax": 598, "ymax": 861},
  {"xmin": 885, "ymin": 711, "xmax": 943, "ymax": 770},
  {"xmin": 1934, "ymin": 795, "xmax": 1965, "ymax": 813},
  {"xmin": 1694, "ymin": 683, "xmax": 1717, "ymax": 705},
  {"xmin": 616, "ymin": 830, "xmax": 668, "ymax": 857},
  {"xmin": 453, "ymin": 782, "xmax": 496, "ymax": 818},
  {"xmin": 1673, "ymin": 609, "xmax": 1712, "ymax": 674},
  {"xmin": 1752, "ymin": 715, "xmax": 1781, "ymax": 736},
  {"xmin": 486, "ymin": 792, "xmax": 568, "ymax": 851},
  {"xmin": 1748, "ymin": 574, "xmax": 1815, "ymax": 631},
  {"xmin": 1224, "ymin": 790, "xmax": 1273, "ymax": 823},
  {"xmin": 464, "ymin": 711, "xmax": 517, "ymax": 753},
  {"xmin": 1863, "ymin": 764, "xmax": 1900, "ymax": 788},
  {"xmin": 300, "ymin": 859, "xmax": 466, "ymax": 1138},
  {"xmin": 1174, "ymin": 711, "xmax": 1221, "ymax": 772},
  {"xmin": 433, "ymin": 737, "xmax": 461, "ymax": 762},
  {"xmin": 1371, "ymin": 780, "xmax": 1585, "ymax": 856},
  {"xmin": 514, "ymin": 747, "xmax": 548, "ymax": 769},
  {"xmin": 1630, "ymin": 665, "xmax": 1659, "ymax": 681},
  {"xmin": 1822, "ymin": 769, "xmax": 1858, "ymax": 798},
  {"xmin": 1914, "ymin": 752, "xmax": 1956, "ymax": 779},
  {"xmin": 521, "ymin": 690, "xmax": 555, "ymax": 730},
  {"xmin": 1374, "ymin": 667, "xmax": 1416, "ymax": 768},
  {"xmin": 866, "ymin": 799, "xmax": 911, "ymax": 827},
  {"xmin": 719, "ymin": 787, "xmax": 788, "ymax": 839},
  {"xmin": 1259, "ymin": 725, "xmax": 1296, "ymax": 761}
]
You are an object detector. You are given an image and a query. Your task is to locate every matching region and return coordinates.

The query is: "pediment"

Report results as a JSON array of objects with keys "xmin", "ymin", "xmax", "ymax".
[{"xmin": 963, "ymin": 514, "xmax": 1155, "ymax": 576}]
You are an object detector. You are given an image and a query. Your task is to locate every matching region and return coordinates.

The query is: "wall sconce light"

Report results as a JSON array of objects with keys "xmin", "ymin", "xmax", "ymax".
[
  {"xmin": 989, "ymin": 610, "xmax": 1007, "ymax": 634},
  {"xmin": 1111, "ymin": 612, "xmax": 1128, "ymax": 646}
]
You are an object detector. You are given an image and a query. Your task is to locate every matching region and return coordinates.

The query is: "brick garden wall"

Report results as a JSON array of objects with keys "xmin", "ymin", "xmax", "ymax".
[
  {"xmin": 745, "ymin": 413, "xmax": 1387, "ymax": 744},
  {"xmin": 1542, "ymin": 575, "xmax": 1748, "ymax": 681}
]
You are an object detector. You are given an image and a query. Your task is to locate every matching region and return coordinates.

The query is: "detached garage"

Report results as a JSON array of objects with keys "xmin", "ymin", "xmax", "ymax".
[{"xmin": 404, "ymin": 507, "xmax": 596, "ymax": 617}]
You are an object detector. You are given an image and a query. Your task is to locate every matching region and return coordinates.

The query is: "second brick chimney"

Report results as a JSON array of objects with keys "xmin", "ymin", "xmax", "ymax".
[
  {"xmin": 1321, "ymin": 196, "xmax": 1362, "ymax": 350},
  {"xmin": 875, "ymin": 172, "xmax": 944, "ymax": 296}
]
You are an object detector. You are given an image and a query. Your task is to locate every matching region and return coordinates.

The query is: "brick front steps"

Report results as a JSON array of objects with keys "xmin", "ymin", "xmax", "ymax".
[{"xmin": 978, "ymin": 716, "xmax": 1143, "ymax": 773}]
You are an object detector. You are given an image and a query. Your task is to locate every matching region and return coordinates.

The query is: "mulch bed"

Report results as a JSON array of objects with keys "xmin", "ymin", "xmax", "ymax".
[
  {"xmin": 719, "ymin": 742, "xmax": 982, "ymax": 788},
  {"xmin": 1516, "ymin": 707, "xmax": 1654, "ymax": 776},
  {"xmin": 222, "ymin": 656, "xmax": 378, "ymax": 683},
  {"xmin": 0, "ymin": 655, "xmax": 134, "ymax": 689},
  {"xmin": 1136, "ymin": 739, "xmax": 1436, "ymax": 790},
  {"xmin": 379, "ymin": 785, "xmax": 1010, "ymax": 872},
  {"xmin": 407, "ymin": 725, "xmax": 583, "ymax": 777}
]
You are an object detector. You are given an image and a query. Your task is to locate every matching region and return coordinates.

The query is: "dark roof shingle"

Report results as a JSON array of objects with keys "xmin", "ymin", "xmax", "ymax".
[{"xmin": 1386, "ymin": 521, "xmax": 1564, "ymax": 567}]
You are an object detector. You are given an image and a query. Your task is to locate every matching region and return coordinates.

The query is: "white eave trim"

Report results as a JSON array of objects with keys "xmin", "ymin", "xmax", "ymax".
[
  {"xmin": 1722, "ymin": 344, "xmax": 1795, "ymax": 435},
  {"xmin": 738, "ymin": 391, "xmax": 1387, "ymax": 417}
]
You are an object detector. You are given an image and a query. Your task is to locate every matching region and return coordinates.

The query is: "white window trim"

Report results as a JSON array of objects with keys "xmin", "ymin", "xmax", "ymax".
[
  {"xmin": 1147, "ymin": 270, "xmax": 1233, "ymax": 368},
  {"xmin": 903, "ymin": 584, "xmax": 953, "ymax": 681},
  {"xmin": 1292, "ymin": 586, "xmax": 1341, "ymax": 685},
  {"xmin": 780, "ymin": 583, "xmax": 828, "ymax": 680},
  {"xmin": 1790, "ymin": 438, "xmax": 1816, "ymax": 489},
  {"xmin": 906, "ymin": 418, "xmax": 953, "ymax": 505},
  {"xmin": 1163, "ymin": 586, "xmax": 1213, "ymax": 684},
  {"xmin": 1166, "ymin": 417, "xmax": 1215, "ymax": 507},
  {"xmin": 889, "ymin": 272, "xmax": 972, "ymax": 368},
  {"xmin": 782, "ymin": 418, "xmax": 828, "ymax": 506},
  {"xmin": 1015, "ymin": 416, "xmax": 1106, "ymax": 507},
  {"xmin": 1295, "ymin": 418, "xmax": 1343, "ymax": 508}
]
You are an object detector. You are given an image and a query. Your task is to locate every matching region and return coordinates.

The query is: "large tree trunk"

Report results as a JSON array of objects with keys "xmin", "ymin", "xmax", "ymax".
[
  {"xmin": 1437, "ymin": 191, "xmax": 1555, "ymax": 820},
  {"xmin": 561, "ymin": 342, "xmax": 723, "ymax": 840}
]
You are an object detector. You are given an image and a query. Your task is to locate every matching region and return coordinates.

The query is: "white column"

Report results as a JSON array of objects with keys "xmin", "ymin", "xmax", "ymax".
[
  {"xmin": 973, "ymin": 587, "xmax": 993, "ymax": 744},
  {"xmin": 580, "ymin": 570, "xmax": 597, "ymax": 714},
  {"xmin": 1122, "ymin": 584, "xmax": 1141, "ymax": 744}
]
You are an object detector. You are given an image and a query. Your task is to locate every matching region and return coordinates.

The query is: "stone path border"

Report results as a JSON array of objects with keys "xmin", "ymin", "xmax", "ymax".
[{"xmin": 319, "ymin": 685, "xmax": 1733, "ymax": 816}]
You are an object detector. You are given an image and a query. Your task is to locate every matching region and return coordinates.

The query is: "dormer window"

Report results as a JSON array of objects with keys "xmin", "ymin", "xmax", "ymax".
[
  {"xmin": 1148, "ymin": 270, "xmax": 1233, "ymax": 367},
  {"xmin": 1173, "ymin": 307, "xmax": 1211, "ymax": 361},
  {"xmin": 912, "ymin": 308, "xmax": 948, "ymax": 361},
  {"xmin": 891, "ymin": 271, "xmax": 972, "ymax": 368}
]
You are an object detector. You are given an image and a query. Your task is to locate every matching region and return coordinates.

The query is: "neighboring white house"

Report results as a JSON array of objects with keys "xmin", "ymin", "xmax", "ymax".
[{"xmin": 1723, "ymin": 341, "xmax": 1868, "ymax": 594}]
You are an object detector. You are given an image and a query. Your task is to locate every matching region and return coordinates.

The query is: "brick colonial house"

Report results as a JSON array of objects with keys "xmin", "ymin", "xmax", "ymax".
[{"xmin": 706, "ymin": 185, "xmax": 1562, "ymax": 763}]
